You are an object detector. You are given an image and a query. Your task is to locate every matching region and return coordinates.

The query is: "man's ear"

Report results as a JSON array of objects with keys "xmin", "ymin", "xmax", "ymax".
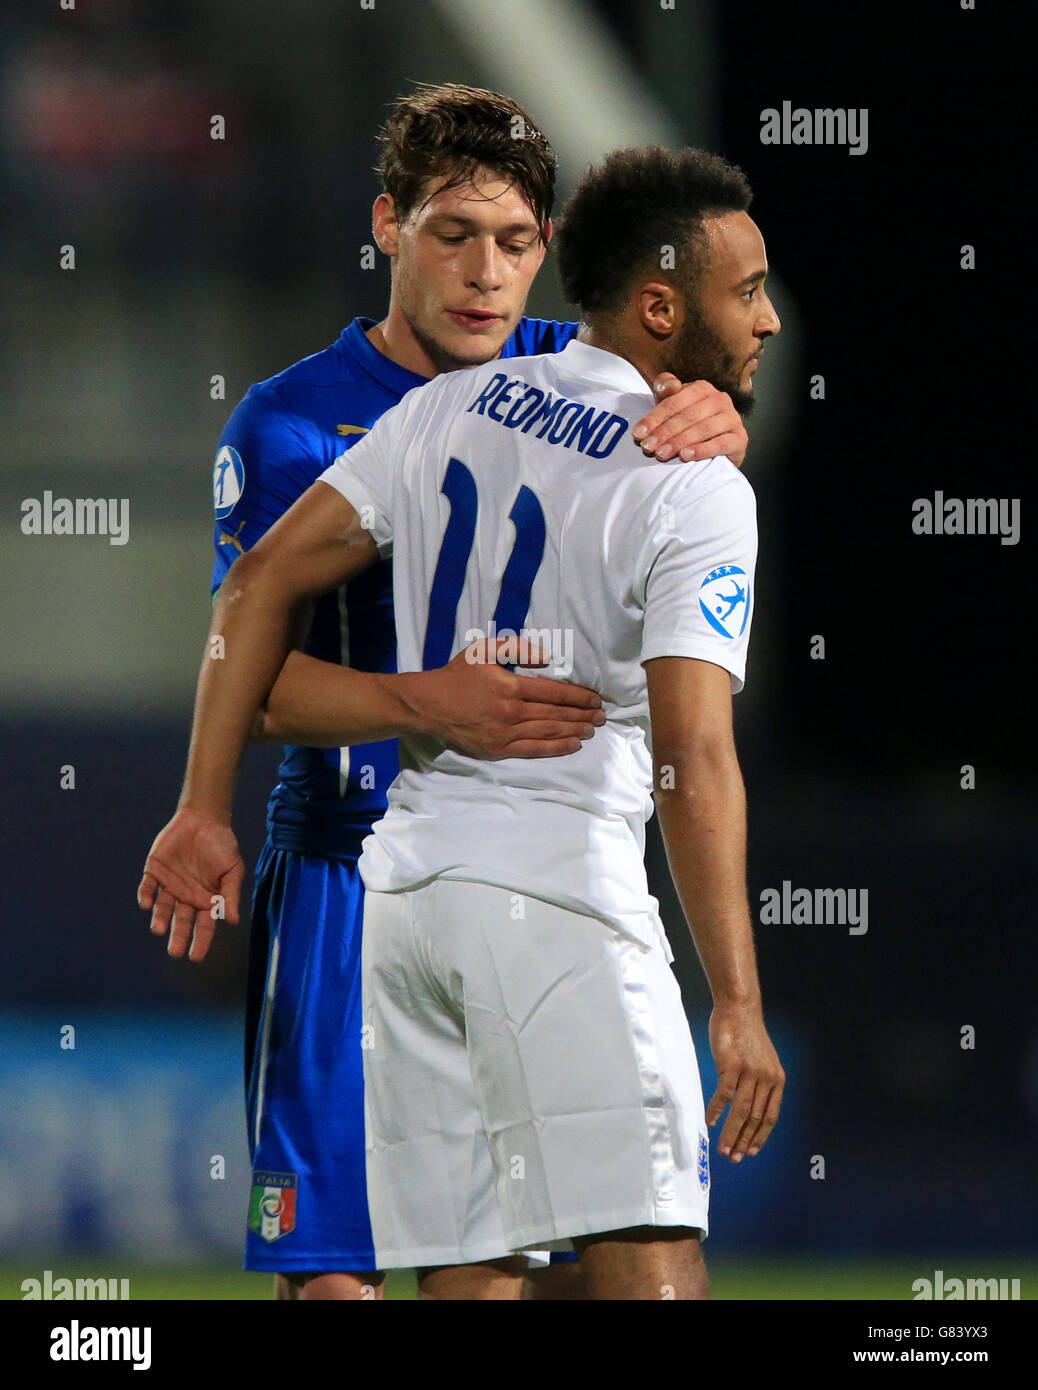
[
  {"xmin": 531, "ymin": 217, "xmax": 552, "ymax": 274},
  {"xmin": 372, "ymin": 194, "xmax": 400, "ymax": 257},
  {"xmin": 637, "ymin": 281, "xmax": 678, "ymax": 339}
]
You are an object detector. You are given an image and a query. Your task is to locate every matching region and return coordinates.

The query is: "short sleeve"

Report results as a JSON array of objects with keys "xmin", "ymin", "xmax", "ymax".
[
  {"xmin": 318, "ymin": 385, "xmax": 427, "ymax": 559},
  {"xmin": 639, "ymin": 460, "xmax": 758, "ymax": 692},
  {"xmin": 210, "ymin": 384, "xmax": 325, "ymax": 595}
]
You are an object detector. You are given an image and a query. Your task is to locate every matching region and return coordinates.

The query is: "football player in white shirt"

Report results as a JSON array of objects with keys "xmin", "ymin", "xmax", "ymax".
[{"xmin": 142, "ymin": 145, "xmax": 784, "ymax": 1299}]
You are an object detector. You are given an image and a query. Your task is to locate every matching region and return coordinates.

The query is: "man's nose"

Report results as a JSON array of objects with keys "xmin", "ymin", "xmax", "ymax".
[
  {"xmin": 465, "ymin": 239, "xmax": 504, "ymax": 292},
  {"xmin": 758, "ymin": 294, "xmax": 781, "ymax": 338}
]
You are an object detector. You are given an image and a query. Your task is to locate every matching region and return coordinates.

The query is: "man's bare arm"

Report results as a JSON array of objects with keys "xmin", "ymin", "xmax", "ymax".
[
  {"xmin": 136, "ymin": 482, "xmax": 381, "ymax": 958},
  {"xmin": 252, "ymin": 643, "xmax": 604, "ymax": 756},
  {"xmin": 646, "ymin": 655, "xmax": 784, "ymax": 1162},
  {"xmin": 179, "ymin": 482, "xmax": 376, "ymax": 824}
]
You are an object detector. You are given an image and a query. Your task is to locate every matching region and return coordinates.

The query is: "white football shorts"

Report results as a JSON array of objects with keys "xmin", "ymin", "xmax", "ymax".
[{"xmin": 360, "ymin": 877, "xmax": 710, "ymax": 1269}]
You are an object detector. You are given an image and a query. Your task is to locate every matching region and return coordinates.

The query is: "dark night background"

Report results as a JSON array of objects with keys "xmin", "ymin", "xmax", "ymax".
[{"xmin": 2, "ymin": 0, "xmax": 1033, "ymax": 1287}]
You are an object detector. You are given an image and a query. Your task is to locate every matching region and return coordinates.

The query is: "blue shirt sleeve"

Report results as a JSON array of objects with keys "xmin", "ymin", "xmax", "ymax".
[{"xmin": 210, "ymin": 383, "xmax": 325, "ymax": 596}]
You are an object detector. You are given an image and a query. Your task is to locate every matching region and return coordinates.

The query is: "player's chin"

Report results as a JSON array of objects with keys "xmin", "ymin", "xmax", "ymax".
[
  {"xmin": 734, "ymin": 372, "xmax": 756, "ymax": 408},
  {"xmin": 441, "ymin": 320, "xmax": 514, "ymax": 363}
]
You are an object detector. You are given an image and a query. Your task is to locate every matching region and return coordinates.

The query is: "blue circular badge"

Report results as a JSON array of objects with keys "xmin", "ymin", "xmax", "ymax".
[
  {"xmin": 699, "ymin": 564, "xmax": 750, "ymax": 638},
  {"xmin": 213, "ymin": 445, "xmax": 245, "ymax": 519}
]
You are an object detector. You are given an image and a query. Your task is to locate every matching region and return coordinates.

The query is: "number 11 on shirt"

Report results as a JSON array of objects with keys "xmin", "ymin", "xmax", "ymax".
[{"xmin": 422, "ymin": 457, "xmax": 547, "ymax": 669}]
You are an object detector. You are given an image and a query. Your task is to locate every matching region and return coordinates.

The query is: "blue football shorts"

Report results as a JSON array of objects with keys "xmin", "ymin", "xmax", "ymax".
[
  {"xmin": 244, "ymin": 845, "xmax": 376, "ymax": 1271},
  {"xmin": 242, "ymin": 844, "xmax": 577, "ymax": 1272}
]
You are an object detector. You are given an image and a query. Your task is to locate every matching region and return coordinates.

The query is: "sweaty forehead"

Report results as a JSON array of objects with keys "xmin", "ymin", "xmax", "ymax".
[
  {"xmin": 416, "ymin": 170, "xmax": 537, "ymax": 226},
  {"xmin": 701, "ymin": 211, "xmax": 767, "ymax": 278}
]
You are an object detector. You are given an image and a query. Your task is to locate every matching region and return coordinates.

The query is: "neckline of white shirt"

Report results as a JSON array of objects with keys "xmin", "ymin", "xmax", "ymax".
[{"xmin": 557, "ymin": 338, "xmax": 654, "ymax": 398}]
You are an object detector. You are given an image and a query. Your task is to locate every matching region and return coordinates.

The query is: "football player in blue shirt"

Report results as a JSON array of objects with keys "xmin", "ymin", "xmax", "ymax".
[{"xmin": 139, "ymin": 83, "xmax": 749, "ymax": 1301}]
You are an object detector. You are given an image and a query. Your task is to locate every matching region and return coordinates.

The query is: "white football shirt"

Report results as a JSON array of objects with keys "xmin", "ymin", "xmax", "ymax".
[{"xmin": 319, "ymin": 339, "xmax": 757, "ymax": 948}]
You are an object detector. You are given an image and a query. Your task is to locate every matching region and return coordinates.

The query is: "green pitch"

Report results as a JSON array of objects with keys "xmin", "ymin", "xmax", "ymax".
[{"xmin": 4, "ymin": 1260, "xmax": 1034, "ymax": 1300}]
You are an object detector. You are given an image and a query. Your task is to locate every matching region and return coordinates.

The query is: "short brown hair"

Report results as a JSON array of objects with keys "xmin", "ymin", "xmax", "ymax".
[{"xmin": 376, "ymin": 82, "xmax": 556, "ymax": 241}]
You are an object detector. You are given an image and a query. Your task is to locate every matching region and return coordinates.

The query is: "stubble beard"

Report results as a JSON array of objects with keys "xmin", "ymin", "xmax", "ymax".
[
  {"xmin": 663, "ymin": 305, "xmax": 756, "ymax": 416},
  {"xmin": 407, "ymin": 307, "xmax": 507, "ymax": 377}
]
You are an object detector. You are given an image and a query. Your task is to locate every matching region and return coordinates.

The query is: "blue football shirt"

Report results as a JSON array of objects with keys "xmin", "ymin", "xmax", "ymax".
[{"xmin": 211, "ymin": 315, "xmax": 579, "ymax": 858}]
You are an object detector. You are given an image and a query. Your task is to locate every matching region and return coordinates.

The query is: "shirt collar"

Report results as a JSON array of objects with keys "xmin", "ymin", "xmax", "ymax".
[
  {"xmin": 339, "ymin": 319, "xmax": 654, "ymax": 403},
  {"xmin": 338, "ymin": 317, "xmax": 431, "ymax": 398},
  {"xmin": 555, "ymin": 338, "xmax": 654, "ymax": 399}
]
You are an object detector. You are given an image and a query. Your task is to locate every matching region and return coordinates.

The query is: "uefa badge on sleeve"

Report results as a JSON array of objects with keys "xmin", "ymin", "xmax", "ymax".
[
  {"xmin": 248, "ymin": 1171, "xmax": 298, "ymax": 1242},
  {"xmin": 213, "ymin": 445, "xmax": 245, "ymax": 519},
  {"xmin": 699, "ymin": 565, "xmax": 750, "ymax": 639}
]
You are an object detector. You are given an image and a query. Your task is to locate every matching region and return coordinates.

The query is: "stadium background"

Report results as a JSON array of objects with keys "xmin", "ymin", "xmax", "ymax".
[{"xmin": 2, "ymin": 0, "xmax": 1033, "ymax": 1300}]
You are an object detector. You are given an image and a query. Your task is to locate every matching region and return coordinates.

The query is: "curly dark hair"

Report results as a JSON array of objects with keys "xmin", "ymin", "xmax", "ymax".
[
  {"xmin": 376, "ymin": 82, "xmax": 556, "ymax": 242},
  {"xmin": 556, "ymin": 146, "xmax": 752, "ymax": 316}
]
